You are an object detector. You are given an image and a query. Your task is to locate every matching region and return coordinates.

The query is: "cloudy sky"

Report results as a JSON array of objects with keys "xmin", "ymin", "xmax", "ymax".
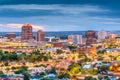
[{"xmin": 0, "ymin": 0, "xmax": 120, "ymax": 32}]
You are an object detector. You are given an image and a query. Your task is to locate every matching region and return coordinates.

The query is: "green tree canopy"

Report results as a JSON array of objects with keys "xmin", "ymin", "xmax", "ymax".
[
  {"xmin": 68, "ymin": 63, "xmax": 81, "ymax": 74},
  {"xmin": 85, "ymin": 76, "xmax": 97, "ymax": 80}
]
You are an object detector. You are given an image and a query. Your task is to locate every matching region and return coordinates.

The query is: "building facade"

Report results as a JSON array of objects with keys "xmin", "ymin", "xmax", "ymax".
[
  {"xmin": 5, "ymin": 33, "xmax": 16, "ymax": 39},
  {"xmin": 36, "ymin": 29, "xmax": 45, "ymax": 42},
  {"xmin": 68, "ymin": 35, "xmax": 82, "ymax": 44},
  {"xmin": 21, "ymin": 23, "xmax": 33, "ymax": 41},
  {"xmin": 98, "ymin": 31, "xmax": 107, "ymax": 41},
  {"xmin": 85, "ymin": 30, "xmax": 97, "ymax": 45},
  {"xmin": 77, "ymin": 45, "xmax": 96, "ymax": 55}
]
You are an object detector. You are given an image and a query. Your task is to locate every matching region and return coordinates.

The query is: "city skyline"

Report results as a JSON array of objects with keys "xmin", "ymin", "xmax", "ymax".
[{"xmin": 0, "ymin": 0, "xmax": 120, "ymax": 32}]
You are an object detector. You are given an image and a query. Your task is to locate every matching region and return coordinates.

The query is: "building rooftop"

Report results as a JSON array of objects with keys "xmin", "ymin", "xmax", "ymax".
[{"xmin": 23, "ymin": 23, "xmax": 32, "ymax": 27}]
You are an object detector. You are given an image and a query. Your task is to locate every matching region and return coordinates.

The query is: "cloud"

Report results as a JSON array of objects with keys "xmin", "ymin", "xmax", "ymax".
[
  {"xmin": 1, "ymin": 14, "xmax": 120, "ymax": 31},
  {"xmin": 32, "ymin": 25, "xmax": 44, "ymax": 30},
  {"xmin": 6, "ymin": 24, "xmax": 22, "ymax": 28},
  {"xmin": 0, "ymin": 23, "xmax": 44, "ymax": 32},
  {"xmin": 0, "ymin": 4, "xmax": 109, "ymax": 11},
  {"xmin": 0, "ymin": 4, "xmax": 119, "ymax": 31},
  {"xmin": 0, "ymin": 24, "xmax": 4, "ymax": 27},
  {"xmin": 92, "ymin": 17, "xmax": 120, "ymax": 21},
  {"xmin": 0, "ymin": 4, "xmax": 110, "ymax": 16},
  {"xmin": 100, "ymin": 22, "xmax": 120, "ymax": 25}
]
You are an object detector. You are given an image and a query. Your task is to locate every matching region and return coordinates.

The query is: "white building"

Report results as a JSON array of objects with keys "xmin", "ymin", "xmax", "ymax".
[
  {"xmin": 29, "ymin": 66, "xmax": 46, "ymax": 75},
  {"xmin": 76, "ymin": 35, "xmax": 83, "ymax": 44},
  {"xmin": 98, "ymin": 31, "xmax": 107, "ymax": 42},
  {"xmin": 68, "ymin": 35, "xmax": 82, "ymax": 44},
  {"xmin": 0, "ymin": 37, "xmax": 8, "ymax": 42}
]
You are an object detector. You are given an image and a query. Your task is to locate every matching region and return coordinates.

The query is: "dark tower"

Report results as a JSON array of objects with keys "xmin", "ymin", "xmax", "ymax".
[{"xmin": 85, "ymin": 30, "xmax": 97, "ymax": 45}]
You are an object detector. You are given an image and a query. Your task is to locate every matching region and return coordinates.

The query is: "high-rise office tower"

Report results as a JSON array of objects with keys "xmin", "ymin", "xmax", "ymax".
[
  {"xmin": 21, "ymin": 23, "xmax": 33, "ymax": 41},
  {"xmin": 36, "ymin": 29, "xmax": 45, "ymax": 42},
  {"xmin": 85, "ymin": 30, "xmax": 97, "ymax": 45}
]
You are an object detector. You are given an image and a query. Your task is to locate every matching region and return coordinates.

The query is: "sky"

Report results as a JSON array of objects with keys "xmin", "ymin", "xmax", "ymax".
[{"xmin": 0, "ymin": 0, "xmax": 120, "ymax": 32}]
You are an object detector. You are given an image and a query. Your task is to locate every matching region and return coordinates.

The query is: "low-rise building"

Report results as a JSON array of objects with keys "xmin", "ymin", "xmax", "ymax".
[
  {"xmin": 5, "ymin": 33, "xmax": 16, "ymax": 39},
  {"xmin": 77, "ymin": 45, "xmax": 96, "ymax": 55}
]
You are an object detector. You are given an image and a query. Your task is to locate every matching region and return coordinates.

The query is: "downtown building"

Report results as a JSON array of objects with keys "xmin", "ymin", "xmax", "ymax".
[
  {"xmin": 36, "ymin": 29, "xmax": 45, "ymax": 42},
  {"xmin": 21, "ymin": 23, "xmax": 33, "ymax": 41},
  {"xmin": 108, "ymin": 33, "xmax": 116, "ymax": 43},
  {"xmin": 108, "ymin": 33, "xmax": 116, "ymax": 40},
  {"xmin": 5, "ymin": 33, "xmax": 16, "ymax": 39},
  {"xmin": 76, "ymin": 45, "xmax": 96, "ymax": 55},
  {"xmin": 98, "ymin": 31, "xmax": 107, "ymax": 42},
  {"xmin": 85, "ymin": 30, "xmax": 97, "ymax": 45},
  {"xmin": 68, "ymin": 35, "xmax": 82, "ymax": 44}
]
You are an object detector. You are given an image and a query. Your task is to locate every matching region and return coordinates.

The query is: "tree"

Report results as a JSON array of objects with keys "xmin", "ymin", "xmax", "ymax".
[
  {"xmin": 43, "ymin": 56, "xmax": 49, "ymax": 61},
  {"xmin": 0, "ymin": 50, "xmax": 3, "ymax": 54},
  {"xmin": 0, "ymin": 71, "xmax": 4, "ymax": 76},
  {"xmin": 68, "ymin": 63, "xmax": 81, "ymax": 75},
  {"xmin": 15, "ymin": 67, "xmax": 30, "ymax": 80},
  {"xmin": 97, "ymin": 49, "xmax": 107, "ymax": 54},
  {"xmin": 23, "ymin": 71, "xmax": 31, "ymax": 80},
  {"xmin": 9, "ymin": 53, "xmax": 17, "ymax": 61},
  {"xmin": 46, "ymin": 67, "xmax": 56, "ymax": 74},
  {"xmin": 85, "ymin": 76, "xmax": 97, "ymax": 80},
  {"xmin": 40, "ymin": 78, "xmax": 49, "ymax": 80},
  {"xmin": 88, "ymin": 68, "xmax": 98, "ymax": 75},
  {"xmin": 4, "ymin": 62, "xmax": 9, "ymax": 66},
  {"xmin": 58, "ymin": 72, "xmax": 70, "ymax": 79},
  {"xmin": 34, "ymin": 64, "xmax": 47, "ymax": 67},
  {"xmin": 116, "ymin": 55, "xmax": 120, "ymax": 61},
  {"xmin": 20, "ymin": 66, "xmax": 28, "ymax": 71},
  {"xmin": 39, "ymin": 72, "xmax": 45, "ymax": 77},
  {"xmin": 15, "ymin": 69, "xmax": 24, "ymax": 74},
  {"xmin": 98, "ymin": 55, "xmax": 103, "ymax": 61},
  {"xmin": 98, "ymin": 66, "xmax": 108, "ymax": 74},
  {"xmin": 4, "ymin": 51, "xmax": 9, "ymax": 54},
  {"xmin": 11, "ymin": 66, "xmax": 20, "ymax": 70},
  {"xmin": 80, "ymin": 68, "xmax": 98, "ymax": 75},
  {"xmin": 68, "ymin": 44, "xmax": 77, "ymax": 50},
  {"xmin": 56, "ymin": 49, "xmax": 63, "ymax": 54},
  {"xmin": 17, "ymin": 54, "xmax": 26, "ymax": 61}
]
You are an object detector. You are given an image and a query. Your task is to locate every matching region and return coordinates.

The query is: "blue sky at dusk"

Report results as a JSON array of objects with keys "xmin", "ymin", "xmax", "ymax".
[{"xmin": 0, "ymin": 0, "xmax": 120, "ymax": 32}]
